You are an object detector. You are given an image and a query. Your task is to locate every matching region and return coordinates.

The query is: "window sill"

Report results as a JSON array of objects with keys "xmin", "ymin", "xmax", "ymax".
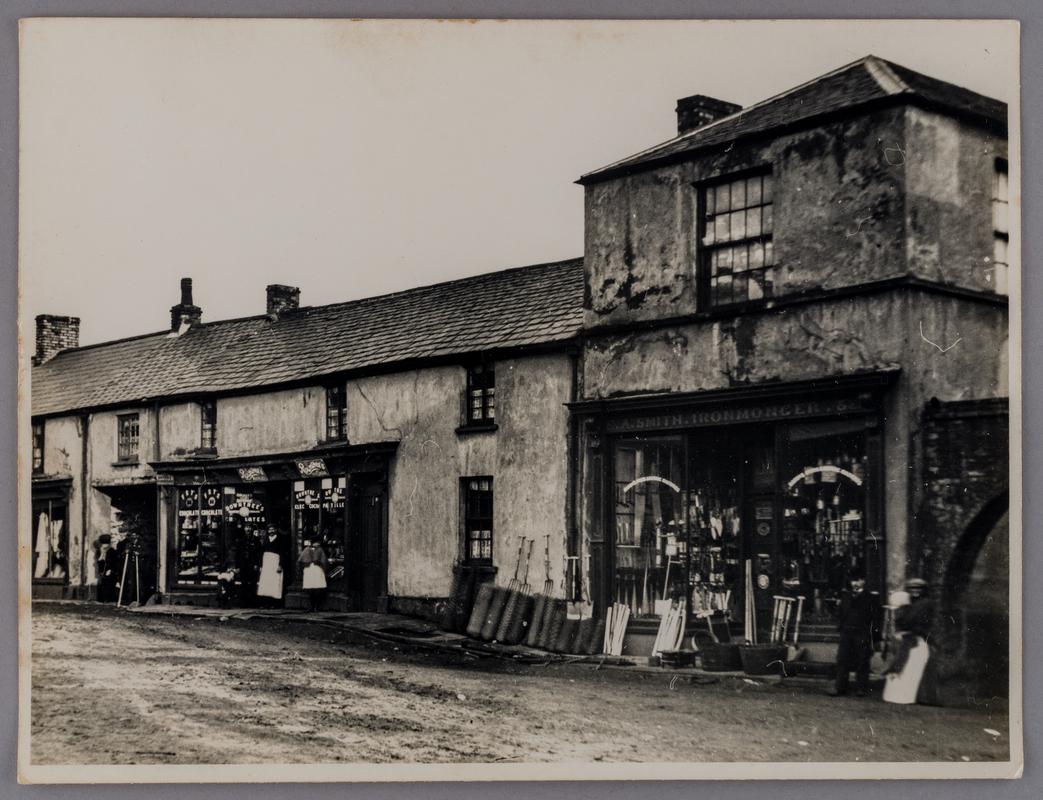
[
  {"xmin": 320, "ymin": 437, "xmax": 350, "ymax": 446},
  {"xmin": 456, "ymin": 423, "xmax": 498, "ymax": 436},
  {"xmin": 112, "ymin": 458, "xmax": 140, "ymax": 467}
]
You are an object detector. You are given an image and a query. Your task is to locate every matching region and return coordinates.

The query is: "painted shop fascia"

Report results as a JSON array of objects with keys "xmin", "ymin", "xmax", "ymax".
[{"xmin": 571, "ymin": 57, "xmax": 1009, "ymax": 654}]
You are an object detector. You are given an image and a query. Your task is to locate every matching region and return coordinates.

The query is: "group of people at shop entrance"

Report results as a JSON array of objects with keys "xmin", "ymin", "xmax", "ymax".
[
  {"xmin": 214, "ymin": 526, "xmax": 330, "ymax": 612},
  {"xmin": 831, "ymin": 574, "xmax": 938, "ymax": 704}
]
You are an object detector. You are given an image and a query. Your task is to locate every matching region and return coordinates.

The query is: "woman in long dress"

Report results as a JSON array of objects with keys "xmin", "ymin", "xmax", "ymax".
[
  {"xmin": 298, "ymin": 538, "xmax": 329, "ymax": 612},
  {"xmin": 256, "ymin": 526, "xmax": 285, "ymax": 607},
  {"xmin": 883, "ymin": 578, "xmax": 936, "ymax": 704}
]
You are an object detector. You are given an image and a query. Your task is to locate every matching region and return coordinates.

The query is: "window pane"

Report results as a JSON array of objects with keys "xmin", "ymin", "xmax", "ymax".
[
  {"xmin": 729, "ymin": 210, "xmax": 746, "ymax": 240},
  {"xmin": 750, "ymin": 241, "xmax": 764, "ymax": 269},
  {"xmin": 716, "ymin": 274, "xmax": 732, "ymax": 304},
  {"xmin": 746, "ymin": 207, "xmax": 762, "ymax": 237},
  {"xmin": 762, "ymin": 203, "xmax": 774, "ymax": 234},
  {"xmin": 716, "ymin": 183, "xmax": 730, "ymax": 213},
  {"xmin": 762, "ymin": 174, "xmax": 773, "ymax": 203},
  {"xmin": 714, "ymin": 213, "xmax": 729, "ymax": 242},
  {"xmin": 993, "ymin": 200, "xmax": 1008, "ymax": 235},
  {"xmin": 705, "ymin": 188, "xmax": 715, "ymax": 217},
  {"xmin": 747, "ymin": 175, "xmax": 762, "ymax": 206},
  {"xmin": 764, "ymin": 266, "xmax": 775, "ymax": 297},
  {"xmin": 734, "ymin": 244, "xmax": 749, "ymax": 273},
  {"xmin": 716, "ymin": 247, "xmax": 732, "ymax": 275},
  {"xmin": 703, "ymin": 221, "xmax": 716, "ymax": 246},
  {"xmin": 730, "ymin": 179, "xmax": 746, "ymax": 210},
  {"xmin": 765, "ymin": 240, "xmax": 774, "ymax": 266},
  {"xmin": 733, "ymin": 273, "xmax": 748, "ymax": 302},
  {"xmin": 749, "ymin": 270, "xmax": 765, "ymax": 300}
]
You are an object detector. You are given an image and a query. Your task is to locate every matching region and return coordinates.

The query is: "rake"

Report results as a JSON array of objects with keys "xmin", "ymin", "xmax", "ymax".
[{"xmin": 504, "ymin": 538, "xmax": 535, "ymax": 644}]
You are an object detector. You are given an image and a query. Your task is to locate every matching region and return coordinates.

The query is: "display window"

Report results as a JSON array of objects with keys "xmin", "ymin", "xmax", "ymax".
[
  {"xmin": 32, "ymin": 499, "xmax": 68, "ymax": 582},
  {"xmin": 293, "ymin": 477, "xmax": 347, "ymax": 592},
  {"xmin": 176, "ymin": 486, "xmax": 224, "ymax": 584},
  {"xmin": 600, "ymin": 415, "xmax": 874, "ymax": 633}
]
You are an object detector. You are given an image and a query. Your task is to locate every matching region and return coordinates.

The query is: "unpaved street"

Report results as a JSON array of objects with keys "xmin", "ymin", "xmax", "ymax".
[{"xmin": 30, "ymin": 603, "xmax": 1009, "ymax": 765}]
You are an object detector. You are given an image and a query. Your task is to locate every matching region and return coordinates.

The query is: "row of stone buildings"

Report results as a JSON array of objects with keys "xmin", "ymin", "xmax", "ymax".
[{"xmin": 28, "ymin": 56, "xmax": 1011, "ymax": 690}]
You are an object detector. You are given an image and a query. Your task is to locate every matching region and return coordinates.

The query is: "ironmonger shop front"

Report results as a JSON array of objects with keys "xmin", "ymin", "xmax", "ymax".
[
  {"xmin": 573, "ymin": 371, "xmax": 897, "ymax": 641},
  {"xmin": 151, "ymin": 443, "xmax": 395, "ymax": 611}
]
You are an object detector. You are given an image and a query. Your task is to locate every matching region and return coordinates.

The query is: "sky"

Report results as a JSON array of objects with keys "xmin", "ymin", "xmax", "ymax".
[{"xmin": 19, "ymin": 18, "xmax": 1017, "ymax": 346}]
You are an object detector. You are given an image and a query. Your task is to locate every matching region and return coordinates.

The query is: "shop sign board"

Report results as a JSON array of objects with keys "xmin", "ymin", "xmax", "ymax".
[{"xmin": 605, "ymin": 396, "xmax": 866, "ymax": 434}]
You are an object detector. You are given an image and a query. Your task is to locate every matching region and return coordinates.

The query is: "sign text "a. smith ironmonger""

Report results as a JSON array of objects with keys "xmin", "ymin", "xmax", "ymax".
[{"xmin": 605, "ymin": 397, "xmax": 865, "ymax": 433}]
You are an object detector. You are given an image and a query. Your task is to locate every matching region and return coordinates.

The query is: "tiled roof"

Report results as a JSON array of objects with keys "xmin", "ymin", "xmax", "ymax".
[
  {"xmin": 31, "ymin": 258, "xmax": 585, "ymax": 417},
  {"xmin": 580, "ymin": 55, "xmax": 1007, "ymax": 184}
]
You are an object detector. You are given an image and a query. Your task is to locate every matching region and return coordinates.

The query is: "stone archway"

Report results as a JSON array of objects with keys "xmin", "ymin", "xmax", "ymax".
[{"xmin": 940, "ymin": 490, "xmax": 1010, "ymax": 698}]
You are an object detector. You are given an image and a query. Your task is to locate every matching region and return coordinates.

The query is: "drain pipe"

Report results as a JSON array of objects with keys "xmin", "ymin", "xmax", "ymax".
[{"xmin": 78, "ymin": 412, "xmax": 90, "ymax": 598}]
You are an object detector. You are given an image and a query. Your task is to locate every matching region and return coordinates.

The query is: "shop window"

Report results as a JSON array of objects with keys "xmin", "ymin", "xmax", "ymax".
[
  {"xmin": 779, "ymin": 420, "xmax": 868, "ymax": 623},
  {"xmin": 32, "ymin": 421, "xmax": 44, "ymax": 474},
  {"xmin": 116, "ymin": 413, "xmax": 140, "ymax": 462},
  {"xmin": 465, "ymin": 364, "xmax": 496, "ymax": 425},
  {"xmin": 175, "ymin": 486, "xmax": 224, "ymax": 584},
  {"xmin": 990, "ymin": 158, "xmax": 1009, "ymax": 295},
  {"xmin": 32, "ymin": 498, "xmax": 68, "ymax": 582},
  {"xmin": 699, "ymin": 171, "xmax": 775, "ymax": 307},
  {"xmin": 326, "ymin": 384, "xmax": 347, "ymax": 442},
  {"xmin": 612, "ymin": 437, "xmax": 686, "ymax": 618},
  {"xmin": 293, "ymin": 477, "xmax": 347, "ymax": 593},
  {"xmin": 463, "ymin": 477, "xmax": 494, "ymax": 563},
  {"xmin": 200, "ymin": 399, "xmax": 217, "ymax": 450}
]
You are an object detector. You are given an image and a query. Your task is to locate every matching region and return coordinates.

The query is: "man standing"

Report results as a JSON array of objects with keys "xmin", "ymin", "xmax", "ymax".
[{"xmin": 831, "ymin": 573, "xmax": 880, "ymax": 697}]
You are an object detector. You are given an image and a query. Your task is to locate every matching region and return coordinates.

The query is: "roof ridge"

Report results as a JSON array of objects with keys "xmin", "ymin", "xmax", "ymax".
[
  {"xmin": 581, "ymin": 55, "xmax": 879, "ymax": 180},
  {"xmin": 37, "ymin": 257, "xmax": 584, "ymax": 360},
  {"xmin": 863, "ymin": 55, "xmax": 911, "ymax": 96}
]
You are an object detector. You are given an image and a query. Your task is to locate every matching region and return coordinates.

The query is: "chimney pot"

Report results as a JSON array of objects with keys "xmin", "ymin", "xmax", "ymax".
[
  {"xmin": 675, "ymin": 94, "xmax": 742, "ymax": 136},
  {"xmin": 170, "ymin": 276, "xmax": 202, "ymax": 331},
  {"xmin": 33, "ymin": 314, "xmax": 80, "ymax": 365},
  {"xmin": 266, "ymin": 284, "xmax": 300, "ymax": 318}
]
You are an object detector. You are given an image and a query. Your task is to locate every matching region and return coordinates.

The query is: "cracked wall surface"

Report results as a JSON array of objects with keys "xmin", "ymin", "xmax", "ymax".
[
  {"xmin": 584, "ymin": 104, "xmax": 1006, "ymax": 331},
  {"xmin": 350, "ymin": 355, "xmax": 572, "ymax": 598}
]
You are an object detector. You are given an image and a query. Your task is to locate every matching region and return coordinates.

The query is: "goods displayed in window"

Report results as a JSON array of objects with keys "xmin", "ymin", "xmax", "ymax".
[
  {"xmin": 33, "ymin": 501, "xmax": 68, "ymax": 581},
  {"xmin": 293, "ymin": 477, "xmax": 347, "ymax": 593},
  {"xmin": 600, "ymin": 416, "xmax": 873, "ymax": 637}
]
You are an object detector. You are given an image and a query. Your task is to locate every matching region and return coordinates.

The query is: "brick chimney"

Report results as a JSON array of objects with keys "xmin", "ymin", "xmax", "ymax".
[
  {"xmin": 266, "ymin": 284, "xmax": 300, "ymax": 318},
  {"xmin": 676, "ymin": 94, "xmax": 742, "ymax": 135},
  {"xmin": 33, "ymin": 314, "xmax": 80, "ymax": 365},
  {"xmin": 170, "ymin": 277, "xmax": 202, "ymax": 331}
]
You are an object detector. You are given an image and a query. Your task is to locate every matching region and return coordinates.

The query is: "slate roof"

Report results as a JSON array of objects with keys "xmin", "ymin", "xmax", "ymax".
[
  {"xmin": 580, "ymin": 55, "xmax": 1008, "ymax": 184},
  {"xmin": 31, "ymin": 258, "xmax": 585, "ymax": 417}
]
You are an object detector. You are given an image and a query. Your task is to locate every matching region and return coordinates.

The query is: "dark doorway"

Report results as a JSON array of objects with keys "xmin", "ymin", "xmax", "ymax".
[{"xmin": 348, "ymin": 472, "xmax": 387, "ymax": 612}]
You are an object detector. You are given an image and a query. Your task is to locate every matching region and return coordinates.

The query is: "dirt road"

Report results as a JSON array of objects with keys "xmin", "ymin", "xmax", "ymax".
[{"xmin": 30, "ymin": 603, "xmax": 1009, "ymax": 765}]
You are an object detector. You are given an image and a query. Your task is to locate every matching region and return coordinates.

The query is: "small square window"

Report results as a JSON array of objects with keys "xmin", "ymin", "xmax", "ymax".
[
  {"xmin": 117, "ymin": 413, "xmax": 140, "ymax": 462},
  {"xmin": 326, "ymin": 384, "xmax": 347, "ymax": 442},
  {"xmin": 465, "ymin": 365, "xmax": 495, "ymax": 424}
]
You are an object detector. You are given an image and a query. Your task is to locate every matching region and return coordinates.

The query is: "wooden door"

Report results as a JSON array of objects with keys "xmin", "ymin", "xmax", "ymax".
[{"xmin": 349, "ymin": 474, "xmax": 387, "ymax": 612}]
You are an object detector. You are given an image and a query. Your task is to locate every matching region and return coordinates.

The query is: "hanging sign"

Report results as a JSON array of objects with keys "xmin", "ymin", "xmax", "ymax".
[
  {"xmin": 296, "ymin": 459, "xmax": 328, "ymax": 478},
  {"xmin": 238, "ymin": 466, "xmax": 267, "ymax": 482}
]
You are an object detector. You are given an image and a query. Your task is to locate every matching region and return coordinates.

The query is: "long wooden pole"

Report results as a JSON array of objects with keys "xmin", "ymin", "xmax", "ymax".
[{"xmin": 116, "ymin": 549, "xmax": 130, "ymax": 607}]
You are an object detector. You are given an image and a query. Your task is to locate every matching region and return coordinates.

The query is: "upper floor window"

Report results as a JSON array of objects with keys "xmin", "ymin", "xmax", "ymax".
[
  {"xmin": 32, "ymin": 421, "xmax": 44, "ymax": 474},
  {"xmin": 200, "ymin": 399, "xmax": 217, "ymax": 450},
  {"xmin": 466, "ymin": 364, "xmax": 496, "ymax": 424},
  {"xmin": 326, "ymin": 384, "xmax": 347, "ymax": 442},
  {"xmin": 991, "ymin": 158, "xmax": 1009, "ymax": 295},
  {"xmin": 117, "ymin": 413, "xmax": 140, "ymax": 462},
  {"xmin": 463, "ymin": 477, "xmax": 494, "ymax": 563},
  {"xmin": 699, "ymin": 171, "xmax": 775, "ymax": 307}
]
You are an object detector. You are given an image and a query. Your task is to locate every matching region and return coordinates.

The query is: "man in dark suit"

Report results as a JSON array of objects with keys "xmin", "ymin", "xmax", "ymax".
[{"xmin": 831, "ymin": 573, "xmax": 881, "ymax": 697}]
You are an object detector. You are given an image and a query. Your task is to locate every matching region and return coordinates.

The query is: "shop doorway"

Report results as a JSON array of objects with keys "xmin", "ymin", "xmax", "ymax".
[{"xmin": 348, "ymin": 472, "xmax": 387, "ymax": 612}]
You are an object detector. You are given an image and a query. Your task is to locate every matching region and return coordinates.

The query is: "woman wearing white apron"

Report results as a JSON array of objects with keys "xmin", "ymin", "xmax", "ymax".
[
  {"xmin": 256, "ymin": 526, "xmax": 286, "ymax": 607},
  {"xmin": 298, "ymin": 538, "xmax": 329, "ymax": 612},
  {"xmin": 884, "ymin": 578, "xmax": 936, "ymax": 704}
]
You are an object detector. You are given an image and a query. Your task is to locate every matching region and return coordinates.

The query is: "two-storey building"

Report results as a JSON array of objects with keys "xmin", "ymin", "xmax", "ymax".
[{"xmin": 569, "ymin": 56, "xmax": 1010, "ymax": 665}]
